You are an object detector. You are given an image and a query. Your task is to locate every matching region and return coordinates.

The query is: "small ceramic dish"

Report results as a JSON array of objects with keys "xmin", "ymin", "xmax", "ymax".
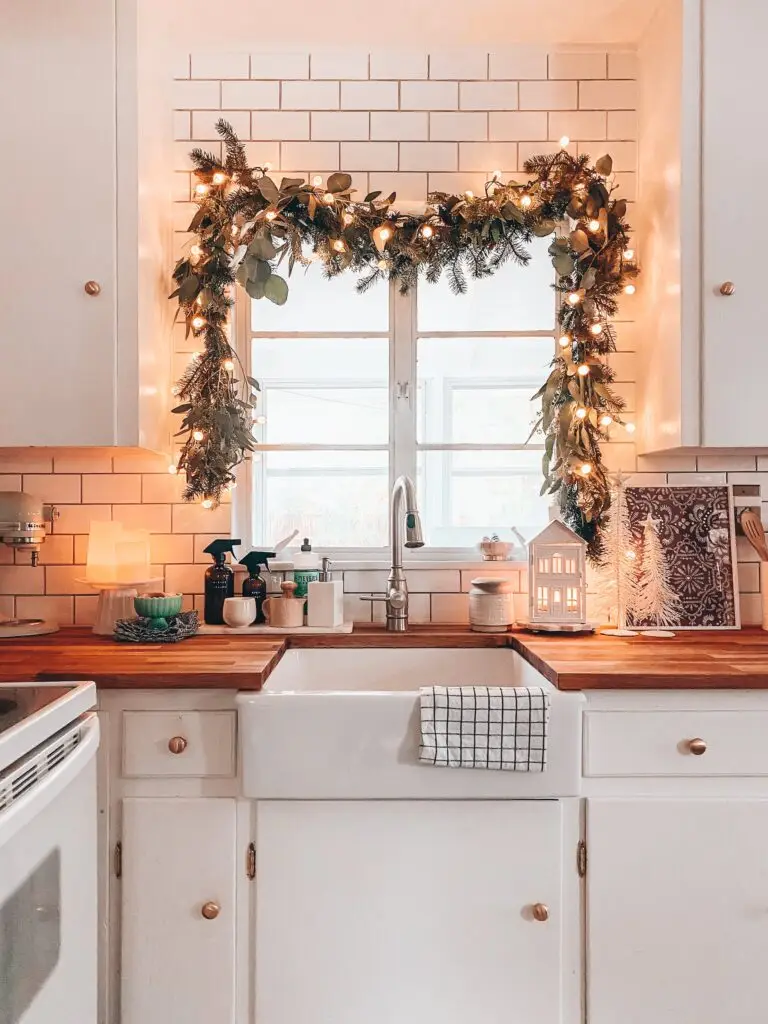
[{"xmin": 134, "ymin": 593, "xmax": 183, "ymax": 630}]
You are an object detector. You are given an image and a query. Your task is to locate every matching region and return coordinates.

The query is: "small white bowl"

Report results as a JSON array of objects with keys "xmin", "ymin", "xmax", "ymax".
[{"xmin": 222, "ymin": 596, "xmax": 257, "ymax": 628}]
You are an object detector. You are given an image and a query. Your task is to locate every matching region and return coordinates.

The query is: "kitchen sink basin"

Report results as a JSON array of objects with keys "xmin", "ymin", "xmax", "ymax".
[{"xmin": 237, "ymin": 648, "xmax": 583, "ymax": 799}]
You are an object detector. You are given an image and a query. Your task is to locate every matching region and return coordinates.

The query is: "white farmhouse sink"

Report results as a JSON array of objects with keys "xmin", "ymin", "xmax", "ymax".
[{"xmin": 238, "ymin": 648, "xmax": 583, "ymax": 799}]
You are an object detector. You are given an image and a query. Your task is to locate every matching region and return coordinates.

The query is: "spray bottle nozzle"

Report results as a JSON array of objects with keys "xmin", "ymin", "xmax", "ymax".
[{"xmin": 239, "ymin": 551, "xmax": 277, "ymax": 573}]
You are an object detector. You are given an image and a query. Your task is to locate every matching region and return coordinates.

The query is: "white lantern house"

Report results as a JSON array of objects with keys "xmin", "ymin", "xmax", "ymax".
[{"xmin": 527, "ymin": 519, "xmax": 588, "ymax": 629}]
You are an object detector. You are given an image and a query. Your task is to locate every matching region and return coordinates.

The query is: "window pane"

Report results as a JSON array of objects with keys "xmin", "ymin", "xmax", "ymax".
[
  {"xmin": 416, "ymin": 236, "xmax": 555, "ymax": 332},
  {"xmin": 256, "ymin": 451, "xmax": 388, "ymax": 548},
  {"xmin": 250, "ymin": 261, "xmax": 388, "ymax": 333},
  {"xmin": 252, "ymin": 337, "xmax": 389, "ymax": 446},
  {"xmin": 417, "ymin": 336, "xmax": 553, "ymax": 444},
  {"xmin": 417, "ymin": 449, "xmax": 548, "ymax": 548}
]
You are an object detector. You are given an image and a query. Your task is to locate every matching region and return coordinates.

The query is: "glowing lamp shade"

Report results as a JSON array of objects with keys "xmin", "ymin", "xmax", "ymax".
[{"xmin": 85, "ymin": 521, "xmax": 151, "ymax": 584}]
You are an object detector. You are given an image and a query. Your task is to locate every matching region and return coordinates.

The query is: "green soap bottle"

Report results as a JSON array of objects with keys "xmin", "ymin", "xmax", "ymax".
[
  {"xmin": 239, "ymin": 551, "xmax": 277, "ymax": 625},
  {"xmin": 203, "ymin": 538, "xmax": 241, "ymax": 625}
]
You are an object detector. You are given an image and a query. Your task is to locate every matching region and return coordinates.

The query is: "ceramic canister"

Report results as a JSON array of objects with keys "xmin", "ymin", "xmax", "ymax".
[{"xmin": 468, "ymin": 577, "xmax": 516, "ymax": 633}]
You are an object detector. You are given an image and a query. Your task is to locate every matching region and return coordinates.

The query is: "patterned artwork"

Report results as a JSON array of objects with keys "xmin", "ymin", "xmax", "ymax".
[{"xmin": 624, "ymin": 486, "xmax": 739, "ymax": 629}]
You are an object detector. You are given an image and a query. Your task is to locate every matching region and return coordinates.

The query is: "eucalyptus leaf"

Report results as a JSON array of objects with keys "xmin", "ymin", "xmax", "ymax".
[
  {"xmin": 552, "ymin": 252, "xmax": 575, "ymax": 277},
  {"xmin": 570, "ymin": 229, "xmax": 590, "ymax": 254},
  {"xmin": 178, "ymin": 275, "xmax": 200, "ymax": 302},
  {"xmin": 364, "ymin": 191, "xmax": 382, "ymax": 203},
  {"xmin": 247, "ymin": 377, "xmax": 261, "ymax": 392},
  {"xmin": 257, "ymin": 176, "xmax": 280, "ymax": 203},
  {"xmin": 171, "ymin": 404, "xmax": 192, "ymax": 414},
  {"xmin": 280, "ymin": 177, "xmax": 305, "ymax": 191},
  {"xmin": 612, "ymin": 198, "xmax": 627, "ymax": 219},
  {"xmin": 533, "ymin": 218, "xmax": 556, "ymax": 237},
  {"xmin": 254, "ymin": 259, "xmax": 272, "ymax": 283},
  {"xmin": 566, "ymin": 198, "xmax": 584, "ymax": 219},
  {"xmin": 247, "ymin": 235, "xmax": 277, "ymax": 261},
  {"xmin": 595, "ymin": 154, "xmax": 613, "ymax": 176},
  {"xmin": 245, "ymin": 277, "xmax": 267, "ymax": 300},
  {"xmin": 501, "ymin": 202, "xmax": 524, "ymax": 224},
  {"xmin": 327, "ymin": 172, "xmax": 352, "ymax": 193},
  {"xmin": 263, "ymin": 274, "xmax": 289, "ymax": 306},
  {"xmin": 581, "ymin": 268, "xmax": 597, "ymax": 291}
]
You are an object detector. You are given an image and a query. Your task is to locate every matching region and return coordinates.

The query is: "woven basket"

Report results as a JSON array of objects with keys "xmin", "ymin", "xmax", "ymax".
[{"xmin": 113, "ymin": 610, "xmax": 199, "ymax": 644}]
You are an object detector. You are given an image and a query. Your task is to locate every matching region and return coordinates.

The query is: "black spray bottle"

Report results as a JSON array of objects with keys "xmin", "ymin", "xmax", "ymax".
[
  {"xmin": 239, "ymin": 551, "xmax": 277, "ymax": 624},
  {"xmin": 203, "ymin": 538, "xmax": 241, "ymax": 624}
]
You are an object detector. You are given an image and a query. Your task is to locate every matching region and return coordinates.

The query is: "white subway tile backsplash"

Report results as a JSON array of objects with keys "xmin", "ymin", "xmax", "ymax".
[
  {"xmin": 0, "ymin": 475, "xmax": 21, "ymax": 491},
  {"xmin": 406, "ymin": 569, "xmax": 461, "ymax": 592},
  {"xmin": 173, "ymin": 111, "xmax": 191, "ymax": 140},
  {"xmin": 369, "ymin": 52, "xmax": 428, "ymax": 80},
  {"xmin": 341, "ymin": 81, "xmax": 399, "ymax": 110},
  {"xmin": 739, "ymin": 563, "xmax": 760, "ymax": 593},
  {"xmin": 0, "ymin": 567, "xmax": 44, "ymax": 596},
  {"xmin": 429, "ymin": 51, "xmax": 487, "ymax": 80},
  {"xmin": 401, "ymin": 81, "xmax": 458, "ymax": 110},
  {"xmin": 548, "ymin": 110, "xmax": 607, "ymax": 140},
  {"xmin": 149, "ymin": 534, "xmax": 194, "ymax": 565},
  {"xmin": 579, "ymin": 79, "xmax": 637, "ymax": 110},
  {"xmin": 460, "ymin": 569, "xmax": 520, "ymax": 592},
  {"xmin": 431, "ymin": 593, "xmax": 470, "ymax": 624},
  {"xmin": 23, "ymin": 475, "xmax": 81, "ymax": 504},
  {"xmin": 459, "ymin": 82, "xmax": 518, "ymax": 111},
  {"xmin": 548, "ymin": 52, "xmax": 606, "ymax": 79},
  {"xmin": 312, "ymin": 112, "xmax": 370, "ymax": 140},
  {"xmin": 250, "ymin": 111, "xmax": 309, "ymax": 140},
  {"xmin": 251, "ymin": 52, "xmax": 309, "ymax": 80},
  {"xmin": 520, "ymin": 80, "xmax": 577, "ymax": 110},
  {"xmin": 16, "ymin": 595, "xmax": 74, "ymax": 625},
  {"xmin": 608, "ymin": 52, "xmax": 638, "ymax": 79},
  {"xmin": 118, "ymin": 505, "xmax": 172, "ymax": 534},
  {"xmin": 698, "ymin": 454, "xmax": 758, "ymax": 472},
  {"xmin": 172, "ymin": 53, "xmax": 190, "ymax": 80},
  {"xmin": 173, "ymin": 80, "xmax": 220, "ymax": 109},
  {"xmin": 281, "ymin": 141, "xmax": 340, "ymax": 169},
  {"xmin": 343, "ymin": 570, "xmax": 389, "ymax": 593},
  {"xmin": 459, "ymin": 142, "xmax": 518, "ymax": 172},
  {"xmin": 191, "ymin": 53, "xmax": 249, "ymax": 79},
  {"xmin": 429, "ymin": 112, "xmax": 487, "ymax": 141},
  {"xmin": 428, "ymin": 171, "xmax": 489, "ymax": 195},
  {"xmin": 666, "ymin": 472, "xmax": 727, "ymax": 486},
  {"xmin": 489, "ymin": 49, "xmax": 548, "ymax": 80},
  {"xmin": 172, "ymin": 503, "xmax": 230, "ymax": 534},
  {"xmin": 368, "ymin": 171, "xmax": 428, "ymax": 201},
  {"xmin": 221, "ymin": 80, "xmax": 280, "ymax": 109},
  {"xmin": 0, "ymin": 452, "xmax": 54, "ymax": 473},
  {"xmin": 192, "ymin": 110, "xmax": 250, "ymax": 140},
  {"xmin": 341, "ymin": 141, "xmax": 398, "ymax": 170},
  {"xmin": 489, "ymin": 111, "xmax": 548, "ymax": 141},
  {"xmin": 607, "ymin": 109, "xmax": 636, "ymax": 138},
  {"xmin": 370, "ymin": 112, "xmax": 428, "ymax": 141},
  {"xmin": 33, "ymin": 535, "xmax": 74, "ymax": 565},
  {"xmin": 311, "ymin": 51, "xmax": 369, "ymax": 80},
  {"xmin": 165, "ymin": 564, "xmax": 205, "ymax": 595},
  {"xmin": 400, "ymin": 142, "xmax": 457, "ymax": 172},
  {"xmin": 282, "ymin": 80, "xmax": 339, "ymax": 109},
  {"xmin": 53, "ymin": 505, "xmax": 111, "ymax": 535},
  {"xmin": 81, "ymin": 474, "xmax": 141, "ymax": 504},
  {"xmin": 577, "ymin": 139, "xmax": 636, "ymax": 171},
  {"xmin": 242, "ymin": 141, "xmax": 281, "ymax": 168},
  {"xmin": 74, "ymin": 596, "xmax": 99, "ymax": 626},
  {"xmin": 740, "ymin": 593, "xmax": 762, "ymax": 626}
]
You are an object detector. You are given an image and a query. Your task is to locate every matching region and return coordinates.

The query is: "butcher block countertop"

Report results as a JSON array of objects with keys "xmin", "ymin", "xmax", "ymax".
[{"xmin": 2, "ymin": 625, "xmax": 768, "ymax": 690}]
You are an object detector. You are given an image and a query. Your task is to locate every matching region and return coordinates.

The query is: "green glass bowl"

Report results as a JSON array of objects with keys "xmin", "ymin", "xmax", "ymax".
[{"xmin": 134, "ymin": 593, "xmax": 184, "ymax": 630}]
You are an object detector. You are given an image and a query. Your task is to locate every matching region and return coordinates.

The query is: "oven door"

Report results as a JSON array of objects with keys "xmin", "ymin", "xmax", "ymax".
[{"xmin": 0, "ymin": 714, "xmax": 99, "ymax": 1024}]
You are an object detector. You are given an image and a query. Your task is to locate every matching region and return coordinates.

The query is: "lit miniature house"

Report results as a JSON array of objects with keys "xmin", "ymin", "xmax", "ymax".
[{"xmin": 528, "ymin": 519, "xmax": 588, "ymax": 630}]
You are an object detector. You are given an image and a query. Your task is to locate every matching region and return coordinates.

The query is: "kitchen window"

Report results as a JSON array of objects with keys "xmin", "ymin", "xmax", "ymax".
[{"xmin": 237, "ymin": 236, "xmax": 556, "ymax": 556}]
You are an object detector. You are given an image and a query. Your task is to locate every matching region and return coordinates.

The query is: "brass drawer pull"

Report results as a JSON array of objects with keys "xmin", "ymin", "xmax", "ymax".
[
  {"xmin": 168, "ymin": 736, "xmax": 188, "ymax": 754},
  {"xmin": 201, "ymin": 901, "xmax": 220, "ymax": 920},
  {"xmin": 687, "ymin": 737, "xmax": 707, "ymax": 756},
  {"xmin": 719, "ymin": 281, "xmax": 735, "ymax": 296},
  {"xmin": 532, "ymin": 903, "xmax": 549, "ymax": 922},
  {"xmin": 84, "ymin": 280, "xmax": 102, "ymax": 296}
]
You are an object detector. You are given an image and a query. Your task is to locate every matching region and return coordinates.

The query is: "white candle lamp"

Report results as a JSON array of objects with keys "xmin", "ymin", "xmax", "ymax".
[
  {"xmin": 79, "ymin": 522, "xmax": 159, "ymax": 635},
  {"xmin": 527, "ymin": 519, "xmax": 589, "ymax": 632}
]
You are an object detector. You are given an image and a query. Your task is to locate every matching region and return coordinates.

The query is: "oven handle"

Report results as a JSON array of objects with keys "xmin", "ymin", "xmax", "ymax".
[{"xmin": 0, "ymin": 713, "xmax": 100, "ymax": 852}]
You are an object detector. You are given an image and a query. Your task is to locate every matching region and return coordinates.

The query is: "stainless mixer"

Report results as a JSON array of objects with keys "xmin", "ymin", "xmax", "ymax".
[{"xmin": 0, "ymin": 491, "xmax": 59, "ymax": 566}]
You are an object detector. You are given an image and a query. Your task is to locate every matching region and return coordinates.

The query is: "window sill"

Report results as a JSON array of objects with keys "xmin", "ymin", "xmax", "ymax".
[{"xmin": 320, "ymin": 558, "xmax": 527, "ymax": 572}]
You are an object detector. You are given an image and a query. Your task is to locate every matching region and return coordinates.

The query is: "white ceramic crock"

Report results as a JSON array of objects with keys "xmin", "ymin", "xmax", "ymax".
[{"xmin": 468, "ymin": 577, "xmax": 516, "ymax": 633}]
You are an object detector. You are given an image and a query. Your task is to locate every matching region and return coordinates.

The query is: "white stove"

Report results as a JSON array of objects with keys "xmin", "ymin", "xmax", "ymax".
[{"xmin": 0, "ymin": 681, "xmax": 99, "ymax": 1024}]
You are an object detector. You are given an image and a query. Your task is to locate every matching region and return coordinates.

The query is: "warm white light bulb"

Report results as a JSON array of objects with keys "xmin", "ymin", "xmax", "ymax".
[
  {"xmin": 623, "ymin": 248, "xmax": 635, "ymax": 260},
  {"xmin": 332, "ymin": 239, "xmax": 346, "ymax": 253},
  {"xmin": 322, "ymin": 192, "xmax": 335, "ymax": 205},
  {"xmin": 195, "ymin": 183, "xmax": 210, "ymax": 196},
  {"xmin": 212, "ymin": 172, "xmax": 227, "ymax": 186},
  {"xmin": 168, "ymin": 463, "xmax": 178, "ymax": 475},
  {"xmin": 520, "ymin": 194, "xmax": 532, "ymax": 209},
  {"xmin": 190, "ymin": 244, "xmax": 203, "ymax": 258},
  {"xmin": 577, "ymin": 363, "xmax": 590, "ymax": 377},
  {"xmin": 559, "ymin": 135, "xmax": 570, "ymax": 148},
  {"xmin": 464, "ymin": 190, "xmax": 474, "ymax": 199},
  {"xmin": 192, "ymin": 316, "xmax": 206, "ymax": 330},
  {"xmin": 567, "ymin": 292, "xmax": 581, "ymax": 305},
  {"xmin": 492, "ymin": 169, "xmax": 501, "ymax": 181},
  {"xmin": 575, "ymin": 406, "xmax": 587, "ymax": 420},
  {"xmin": 201, "ymin": 498, "xmax": 213, "ymax": 509},
  {"xmin": 170, "ymin": 385, "xmax": 180, "ymax": 396},
  {"xmin": 379, "ymin": 226, "xmax": 392, "ymax": 241},
  {"xmin": 599, "ymin": 414, "xmax": 613, "ymax": 427},
  {"xmin": 253, "ymin": 414, "xmax": 266, "ymax": 424},
  {"xmin": 588, "ymin": 219, "xmax": 601, "ymax": 232},
  {"xmin": 189, "ymin": 351, "xmax": 201, "ymax": 363},
  {"xmin": 192, "ymin": 429, "xmax": 204, "ymax": 442},
  {"xmin": 265, "ymin": 209, "xmax": 277, "ymax": 221},
  {"xmin": 558, "ymin": 334, "xmax": 571, "ymax": 348},
  {"xmin": 580, "ymin": 463, "xmax": 592, "ymax": 476},
  {"xmin": 590, "ymin": 323, "xmax": 603, "ymax": 335},
  {"xmin": 624, "ymin": 283, "xmax": 636, "ymax": 295},
  {"xmin": 624, "ymin": 421, "xmax": 636, "ymax": 434},
  {"xmin": 263, "ymin": 162, "xmax": 272, "ymax": 172},
  {"xmin": 313, "ymin": 175, "xmax": 323, "ymax": 186},
  {"xmin": 421, "ymin": 225, "xmax": 434, "ymax": 238},
  {"xmin": 223, "ymin": 359, "xmax": 235, "ymax": 372},
  {"xmin": 343, "ymin": 212, "xmax": 354, "ymax": 226},
  {"xmin": 625, "ymin": 549, "xmax": 637, "ymax": 561},
  {"xmin": 377, "ymin": 259, "xmax": 388, "ymax": 270}
]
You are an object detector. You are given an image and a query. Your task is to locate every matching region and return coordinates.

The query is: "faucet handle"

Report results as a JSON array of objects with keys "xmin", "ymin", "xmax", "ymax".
[{"xmin": 358, "ymin": 594, "xmax": 389, "ymax": 604}]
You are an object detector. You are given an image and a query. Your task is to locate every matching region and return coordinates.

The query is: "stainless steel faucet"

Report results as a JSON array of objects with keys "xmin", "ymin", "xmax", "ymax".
[{"xmin": 361, "ymin": 475, "xmax": 424, "ymax": 631}]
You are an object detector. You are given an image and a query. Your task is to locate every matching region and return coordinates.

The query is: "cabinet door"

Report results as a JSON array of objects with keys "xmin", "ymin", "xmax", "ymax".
[
  {"xmin": 701, "ymin": 2, "xmax": 768, "ymax": 445},
  {"xmin": 1, "ymin": 1, "xmax": 117, "ymax": 445},
  {"xmin": 121, "ymin": 798, "xmax": 237, "ymax": 1024},
  {"xmin": 588, "ymin": 799, "xmax": 768, "ymax": 1024},
  {"xmin": 256, "ymin": 800, "xmax": 566, "ymax": 1024}
]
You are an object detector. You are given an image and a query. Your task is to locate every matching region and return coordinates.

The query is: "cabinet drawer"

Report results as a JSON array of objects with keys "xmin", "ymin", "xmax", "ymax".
[
  {"xmin": 584, "ymin": 710, "xmax": 768, "ymax": 777},
  {"xmin": 122, "ymin": 711, "xmax": 236, "ymax": 778}
]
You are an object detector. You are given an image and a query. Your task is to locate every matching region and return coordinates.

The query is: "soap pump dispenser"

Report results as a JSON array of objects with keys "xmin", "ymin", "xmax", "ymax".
[
  {"xmin": 203, "ymin": 538, "xmax": 241, "ymax": 624},
  {"xmin": 239, "ymin": 551, "xmax": 277, "ymax": 624}
]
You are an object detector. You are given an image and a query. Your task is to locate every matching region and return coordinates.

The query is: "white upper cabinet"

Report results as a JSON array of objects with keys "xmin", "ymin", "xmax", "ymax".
[
  {"xmin": 637, "ymin": 0, "xmax": 768, "ymax": 451},
  {"xmin": 0, "ymin": 0, "xmax": 171, "ymax": 449}
]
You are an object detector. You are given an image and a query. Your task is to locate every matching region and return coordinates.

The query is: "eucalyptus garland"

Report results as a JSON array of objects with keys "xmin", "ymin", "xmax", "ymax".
[{"xmin": 171, "ymin": 119, "xmax": 637, "ymax": 554}]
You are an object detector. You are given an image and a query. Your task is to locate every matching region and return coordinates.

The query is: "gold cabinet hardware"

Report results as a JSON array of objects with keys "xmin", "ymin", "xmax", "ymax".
[
  {"xmin": 532, "ymin": 903, "xmax": 549, "ymax": 922},
  {"xmin": 577, "ymin": 839, "xmax": 587, "ymax": 878},
  {"xmin": 247, "ymin": 842, "xmax": 256, "ymax": 880},
  {"xmin": 168, "ymin": 736, "xmax": 188, "ymax": 754},
  {"xmin": 201, "ymin": 901, "xmax": 220, "ymax": 920},
  {"xmin": 114, "ymin": 841, "xmax": 122, "ymax": 879},
  {"xmin": 719, "ymin": 281, "xmax": 735, "ymax": 296},
  {"xmin": 688, "ymin": 737, "xmax": 707, "ymax": 755},
  {"xmin": 84, "ymin": 280, "xmax": 101, "ymax": 296}
]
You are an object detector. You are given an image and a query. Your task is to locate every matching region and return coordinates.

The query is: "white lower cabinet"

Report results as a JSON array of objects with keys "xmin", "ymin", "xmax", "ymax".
[
  {"xmin": 120, "ymin": 798, "xmax": 238, "ymax": 1024},
  {"xmin": 254, "ymin": 799, "xmax": 572, "ymax": 1024},
  {"xmin": 587, "ymin": 799, "xmax": 768, "ymax": 1024}
]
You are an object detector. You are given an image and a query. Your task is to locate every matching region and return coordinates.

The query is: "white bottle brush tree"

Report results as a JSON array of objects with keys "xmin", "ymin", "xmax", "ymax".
[
  {"xmin": 595, "ymin": 472, "xmax": 641, "ymax": 636},
  {"xmin": 632, "ymin": 515, "xmax": 682, "ymax": 636}
]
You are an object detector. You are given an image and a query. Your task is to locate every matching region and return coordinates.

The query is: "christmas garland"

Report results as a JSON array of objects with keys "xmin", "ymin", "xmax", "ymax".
[{"xmin": 170, "ymin": 119, "xmax": 637, "ymax": 554}]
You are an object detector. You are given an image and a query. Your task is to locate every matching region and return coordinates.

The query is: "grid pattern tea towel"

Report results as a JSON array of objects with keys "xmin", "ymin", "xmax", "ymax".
[{"xmin": 419, "ymin": 686, "xmax": 550, "ymax": 771}]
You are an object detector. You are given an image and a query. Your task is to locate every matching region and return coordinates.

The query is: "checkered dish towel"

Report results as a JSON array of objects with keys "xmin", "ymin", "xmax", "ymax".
[{"xmin": 419, "ymin": 686, "xmax": 550, "ymax": 771}]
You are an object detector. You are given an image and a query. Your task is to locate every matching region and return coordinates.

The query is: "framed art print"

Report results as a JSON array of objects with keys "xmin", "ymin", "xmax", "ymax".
[{"xmin": 624, "ymin": 485, "xmax": 740, "ymax": 630}]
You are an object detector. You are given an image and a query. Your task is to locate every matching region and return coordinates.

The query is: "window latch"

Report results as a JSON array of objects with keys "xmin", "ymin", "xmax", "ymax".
[{"xmin": 395, "ymin": 381, "xmax": 410, "ymax": 402}]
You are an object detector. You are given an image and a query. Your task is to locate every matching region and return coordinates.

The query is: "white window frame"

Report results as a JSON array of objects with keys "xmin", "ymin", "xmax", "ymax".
[{"xmin": 231, "ymin": 280, "xmax": 556, "ymax": 562}]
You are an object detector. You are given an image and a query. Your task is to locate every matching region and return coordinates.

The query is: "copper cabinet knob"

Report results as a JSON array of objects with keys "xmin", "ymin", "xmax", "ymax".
[
  {"xmin": 719, "ymin": 281, "xmax": 735, "ymax": 296},
  {"xmin": 532, "ymin": 903, "xmax": 549, "ymax": 922},
  {"xmin": 84, "ymin": 280, "xmax": 101, "ymax": 296},
  {"xmin": 688, "ymin": 737, "xmax": 707, "ymax": 756},
  {"xmin": 168, "ymin": 736, "xmax": 188, "ymax": 754},
  {"xmin": 201, "ymin": 901, "xmax": 220, "ymax": 920}
]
